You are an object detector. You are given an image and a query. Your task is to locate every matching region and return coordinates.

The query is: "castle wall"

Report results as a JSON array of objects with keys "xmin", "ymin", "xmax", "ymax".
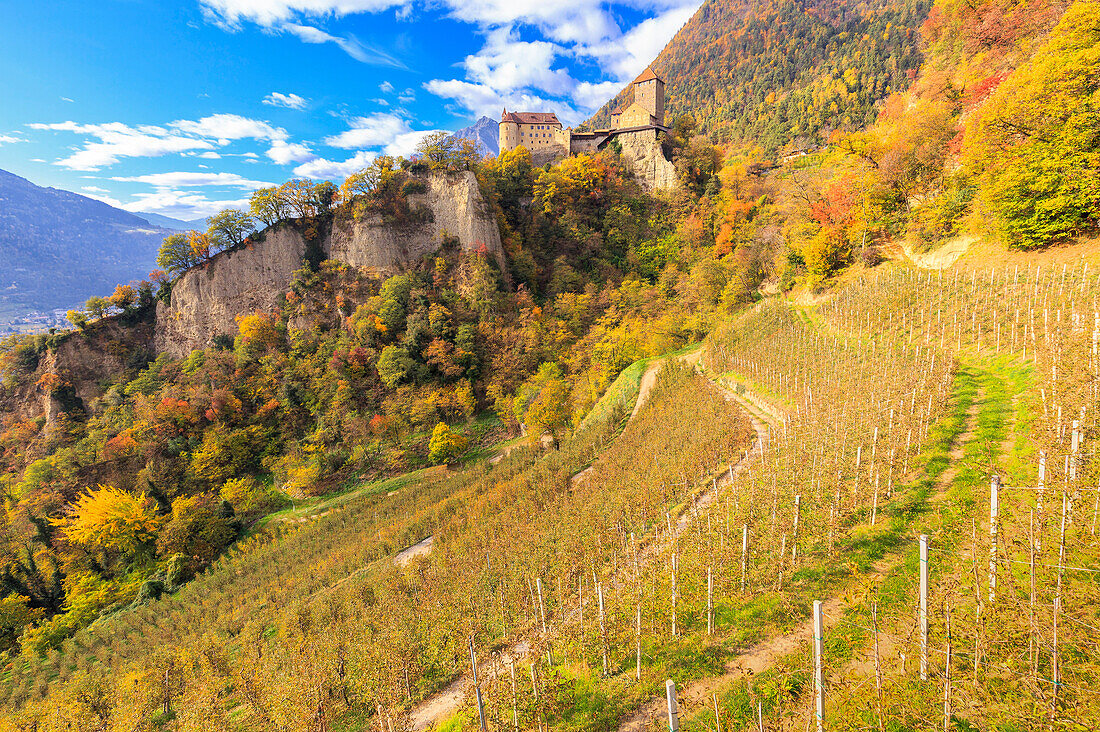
[
  {"xmin": 619, "ymin": 103, "xmax": 655, "ymax": 128},
  {"xmin": 499, "ymin": 121, "xmax": 519, "ymax": 152},
  {"xmin": 513, "ymin": 123, "xmax": 564, "ymax": 153}
]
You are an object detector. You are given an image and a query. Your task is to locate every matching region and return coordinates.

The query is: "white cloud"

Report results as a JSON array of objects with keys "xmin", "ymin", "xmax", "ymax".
[
  {"xmin": 0, "ymin": 134, "xmax": 24, "ymax": 145},
  {"xmin": 285, "ymin": 23, "xmax": 405, "ymax": 67},
  {"xmin": 324, "ymin": 112, "xmax": 412, "ymax": 149},
  {"xmin": 579, "ymin": 2, "xmax": 697, "ymax": 82},
  {"xmin": 572, "ymin": 80, "xmax": 623, "ymax": 110},
  {"xmin": 463, "ymin": 27, "xmax": 573, "ymax": 96},
  {"xmin": 263, "ymin": 91, "xmax": 309, "ymax": 109},
  {"xmin": 424, "ymin": 79, "xmax": 581, "ymax": 124},
  {"xmin": 267, "ymin": 139, "xmax": 316, "ymax": 164},
  {"xmin": 293, "ymin": 149, "xmax": 377, "ymax": 179},
  {"xmin": 196, "ymin": 151, "xmax": 223, "ymax": 159},
  {"xmin": 379, "ymin": 81, "xmax": 395, "ymax": 94},
  {"xmin": 81, "ymin": 185, "xmax": 110, "ymax": 194},
  {"xmin": 423, "ymin": 2, "xmax": 699, "ymax": 121},
  {"xmin": 170, "ymin": 113, "xmax": 287, "ymax": 141},
  {"xmin": 109, "ymin": 172, "xmax": 273, "ymax": 189},
  {"xmin": 28, "ymin": 121, "xmax": 217, "ymax": 170},
  {"xmin": 385, "ymin": 129, "xmax": 443, "ymax": 157},
  {"xmin": 199, "ymin": 0, "xmax": 408, "ymax": 28},
  {"xmin": 398, "ymin": 88, "xmax": 416, "ymax": 104},
  {"xmin": 122, "ymin": 190, "xmax": 250, "ymax": 220}
]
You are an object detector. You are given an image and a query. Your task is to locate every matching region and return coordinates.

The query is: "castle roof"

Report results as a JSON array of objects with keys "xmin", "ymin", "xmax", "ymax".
[
  {"xmin": 632, "ymin": 66, "xmax": 663, "ymax": 84},
  {"xmin": 500, "ymin": 110, "xmax": 562, "ymax": 125}
]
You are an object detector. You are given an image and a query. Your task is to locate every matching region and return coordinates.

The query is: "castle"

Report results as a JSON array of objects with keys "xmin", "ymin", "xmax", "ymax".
[{"xmin": 499, "ymin": 66, "xmax": 676, "ymax": 190}]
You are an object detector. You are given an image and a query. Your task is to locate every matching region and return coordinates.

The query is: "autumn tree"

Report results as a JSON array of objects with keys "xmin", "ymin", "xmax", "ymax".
[
  {"xmin": 427, "ymin": 422, "xmax": 469, "ymax": 464},
  {"xmin": 250, "ymin": 186, "xmax": 290, "ymax": 226},
  {"xmin": 157, "ymin": 493, "xmax": 237, "ymax": 566},
  {"xmin": 50, "ymin": 486, "xmax": 162, "ymax": 558},
  {"xmin": 964, "ymin": 1, "xmax": 1100, "ymax": 248},
  {"xmin": 107, "ymin": 284, "xmax": 137, "ymax": 312},
  {"xmin": 513, "ymin": 362, "xmax": 571, "ymax": 445}
]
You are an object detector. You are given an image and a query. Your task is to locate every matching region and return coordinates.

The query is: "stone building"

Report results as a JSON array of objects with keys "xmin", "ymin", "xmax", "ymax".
[{"xmin": 498, "ymin": 66, "xmax": 677, "ymax": 191}]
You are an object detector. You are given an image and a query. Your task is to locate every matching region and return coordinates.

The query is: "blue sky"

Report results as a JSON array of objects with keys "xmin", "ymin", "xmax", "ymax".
[{"xmin": 0, "ymin": 0, "xmax": 699, "ymax": 220}]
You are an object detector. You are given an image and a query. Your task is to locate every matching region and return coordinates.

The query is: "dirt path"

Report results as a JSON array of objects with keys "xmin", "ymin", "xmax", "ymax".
[
  {"xmin": 394, "ymin": 536, "xmax": 434, "ymax": 567},
  {"xmin": 409, "ymin": 355, "xmax": 770, "ymax": 730}
]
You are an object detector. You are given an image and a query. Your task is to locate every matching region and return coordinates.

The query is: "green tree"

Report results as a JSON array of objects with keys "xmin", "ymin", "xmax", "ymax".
[
  {"xmin": 85, "ymin": 296, "xmax": 109, "ymax": 320},
  {"xmin": 250, "ymin": 186, "xmax": 289, "ymax": 226},
  {"xmin": 376, "ymin": 345, "xmax": 417, "ymax": 388},
  {"xmin": 156, "ymin": 232, "xmax": 200, "ymax": 275},
  {"xmin": 206, "ymin": 209, "xmax": 255, "ymax": 250},
  {"xmin": 415, "ymin": 132, "xmax": 461, "ymax": 169}
]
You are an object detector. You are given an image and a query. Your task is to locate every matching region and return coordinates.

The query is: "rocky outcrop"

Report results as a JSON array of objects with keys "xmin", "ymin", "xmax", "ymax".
[
  {"xmin": 155, "ymin": 171, "xmax": 504, "ymax": 358},
  {"xmin": 327, "ymin": 172, "xmax": 504, "ymax": 274},
  {"xmin": 615, "ymin": 129, "xmax": 678, "ymax": 192}
]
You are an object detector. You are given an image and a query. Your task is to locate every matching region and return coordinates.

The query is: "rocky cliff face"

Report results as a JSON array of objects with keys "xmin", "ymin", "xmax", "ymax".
[
  {"xmin": 616, "ymin": 130, "xmax": 678, "ymax": 192},
  {"xmin": 155, "ymin": 171, "xmax": 504, "ymax": 358}
]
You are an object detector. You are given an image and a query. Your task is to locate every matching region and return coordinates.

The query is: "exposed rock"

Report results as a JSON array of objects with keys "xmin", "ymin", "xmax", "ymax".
[
  {"xmin": 156, "ymin": 171, "xmax": 504, "ymax": 358},
  {"xmin": 615, "ymin": 129, "xmax": 678, "ymax": 192}
]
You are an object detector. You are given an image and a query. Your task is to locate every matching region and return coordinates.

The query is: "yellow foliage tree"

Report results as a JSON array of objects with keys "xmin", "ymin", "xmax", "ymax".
[{"xmin": 50, "ymin": 486, "xmax": 162, "ymax": 556}]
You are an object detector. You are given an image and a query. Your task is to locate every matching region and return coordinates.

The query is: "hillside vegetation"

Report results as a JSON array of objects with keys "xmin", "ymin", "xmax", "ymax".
[{"xmin": 0, "ymin": 0, "xmax": 1099, "ymax": 728}]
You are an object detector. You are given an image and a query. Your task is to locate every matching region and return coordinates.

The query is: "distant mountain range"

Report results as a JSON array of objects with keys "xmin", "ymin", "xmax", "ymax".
[
  {"xmin": 0, "ymin": 168, "xmax": 174, "ymax": 325},
  {"xmin": 449, "ymin": 116, "xmax": 499, "ymax": 156},
  {"xmin": 135, "ymin": 211, "xmax": 207, "ymax": 230}
]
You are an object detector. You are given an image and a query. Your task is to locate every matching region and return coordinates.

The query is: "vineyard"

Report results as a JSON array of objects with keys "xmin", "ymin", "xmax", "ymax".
[{"xmin": 5, "ymin": 247, "xmax": 1100, "ymax": 729}]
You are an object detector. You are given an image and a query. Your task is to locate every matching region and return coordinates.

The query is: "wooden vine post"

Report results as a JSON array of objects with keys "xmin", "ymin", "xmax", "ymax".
[
  {"xmin": 707, "ymin": 565, "xmax": 713, "ymax": 636},
  {"xmin": 920, "ymin": 534, "xmax": 929, "ymax": 681},
  {"xmin": 598, "ymin": 582, "xmax": 608, "ymax": 676},
  {"xmin": 988, "ymin": 475, "xmax": 1000, "ymax": 605},
  {"xmin": 741, "ymin": 524, "xmax": 749, "ymax": 593},
  {"xmin": 943, "ymin": 607, "xmax": 952, "ymax": 732},
  {"xmin": 666, "ymin": 679, "xmax": 680, "ymax": 732},
  {"xmin": 792, "ymin": 494, "xmax": 802, "ymax": 560},
  {"xmin": 813, "ymin": 600, "xmax": 824, "ymax": 732},
  {"xmin": 469, "ymin": 635, "xmax": 487, "ymax": 732}
]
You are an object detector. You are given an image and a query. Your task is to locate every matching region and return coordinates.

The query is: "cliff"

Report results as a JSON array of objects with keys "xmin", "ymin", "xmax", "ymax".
[
  {"xmin": 0, "ymin": 317, "xmax": 156, "ymax": 440},
  {"xmin": 155, "ymin": 171, "xmax": 504, "ymax": 357},
  {"xmin": 616, "ymin": 130, "xmax": 678, "ymax": 192}
]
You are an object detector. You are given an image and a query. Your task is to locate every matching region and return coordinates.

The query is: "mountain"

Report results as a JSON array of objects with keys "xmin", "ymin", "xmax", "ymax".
[
  {"xmin": 133, "ymin": 211, "xmax": 203, "ymax": 230},
  {"xmin": 0, "ymin": 168, "xmax": 169, "ymax": 323},
  {"xmin": 590, "ymin": 0, "xmax": 930, "ymax": 152},
  {"xmin": 449, "ymin": 115, "xmax": 499, "ymax": 156}
]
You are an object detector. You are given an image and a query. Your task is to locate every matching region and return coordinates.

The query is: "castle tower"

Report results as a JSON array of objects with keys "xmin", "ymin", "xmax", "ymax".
[
  {"xmin": 499, "ymin": 108, "xmax": 520, "ymax": 152},
  {"xmin": 631, "ymin": 67, "xmax": 665, "ymax": 127}
]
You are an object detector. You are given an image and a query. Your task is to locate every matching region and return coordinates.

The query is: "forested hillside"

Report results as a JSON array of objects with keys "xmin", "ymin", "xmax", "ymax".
[{"xmin": 590, "ymin": 0, "xmax": 929, "ymax": 151}]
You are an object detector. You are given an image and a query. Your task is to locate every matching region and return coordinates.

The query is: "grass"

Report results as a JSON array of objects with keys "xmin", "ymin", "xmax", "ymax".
[
  {"xmin": 576, "ymin": 342, "xmax": 702, "ymax": 434},
  {"xmin": 255, "ymin": 467, "xmax": 443, "ymax": 530}
]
